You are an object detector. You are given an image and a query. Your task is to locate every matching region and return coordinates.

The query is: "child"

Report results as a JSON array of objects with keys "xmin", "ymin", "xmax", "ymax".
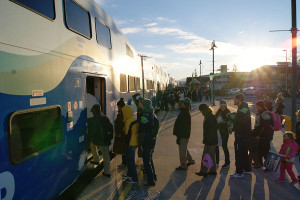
[{"xmin": 277, "ymin": 131, "xmax": 299, "ymax": 184}]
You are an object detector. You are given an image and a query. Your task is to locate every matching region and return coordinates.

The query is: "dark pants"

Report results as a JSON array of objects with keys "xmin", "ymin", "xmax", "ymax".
[
  {"xmin": 126, "ymin": 146, "xmax": 138, "ymax": 181},
  {"xmin": 221, "ymin": 133, "xmax": 230, "ymax": 164},
  {"xmin": 216, "ymin": 146, "xmax": 219, "ymax": 164},
  {"xmin": 142, "ymin": 145, "xmax": 156, "ymax": 185},
  {"xmin": 258, "ymin": 139, "xmax": 271, "ymax": 166},
  {"xmin": 122, "ymin": 154, "xmax": 127, "ymax": 165},
  {"xmin": 234, "ymin": 139, "xmax": 251, "ymax": 174}
]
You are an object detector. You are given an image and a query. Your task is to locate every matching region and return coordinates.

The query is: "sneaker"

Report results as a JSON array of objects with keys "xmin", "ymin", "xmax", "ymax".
[
  {"xmin": 122, "ymin": 174, "xmax": 130, "ymax": 179},
  {"xmin": 195, "ymin": 172, "xmax": 207, "ymax": 177},
  {"xmin": 187, "ymin": 160, "xmax": 195, "ymax": 167},
  {"xmin": 126, "ymin": 178, "xmax": 137, "ymax": 184},
  {"xmin": 290, "ymin": 180, "xmax": 298, "ymax": 185},
  {"xmin": 230, "ymin": 172, "xmax": 244, "ymax": 178},
  {"xmin": 244, "ymin": 170, "xmax": 252, "ymax": 174},
  {"xmin": 207, "ymin": 171, "xmax": 217, "ymax": 176},
  {"xmin": 221, "ymin": 164, "xmax": 230, "ymax": 169},
  {"xmin": 276, "ymin": 179, "xmax": 286, "ymax": 183},
  {"xmin": 175, "ymin": 166, "xmax": 187, "ymax": 171}
]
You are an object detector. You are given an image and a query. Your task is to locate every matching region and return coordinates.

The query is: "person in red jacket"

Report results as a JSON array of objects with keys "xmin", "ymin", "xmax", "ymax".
[{"xmin": 277, "ymin": 131, "xmax": 299, "ymax": 184}]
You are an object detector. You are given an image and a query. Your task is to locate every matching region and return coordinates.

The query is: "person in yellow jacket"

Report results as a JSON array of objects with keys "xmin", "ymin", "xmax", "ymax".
[{"xmin": 122, "ymin": 105, "xmax": 139, "ymax": 183}]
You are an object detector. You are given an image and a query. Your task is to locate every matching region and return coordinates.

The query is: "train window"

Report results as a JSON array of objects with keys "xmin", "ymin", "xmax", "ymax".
[
  {"xmin": 96, "ymin": 19, "xmax": 112, "ymax": 49},
  {"xmin": 10, "ymin": 0, "xmax": 55, "ymax": 20},
  {"xmin": 128, "ymin": 76, "xmax": 135, "ymax": 92},
  {"xmin": 126, "ymin": 43, "xmax": 133, "ymax": 57},
  {"xmin": 135, "ymin": 77, "xmax": 141, "ymax": 90},
  {"xmin": 64, "ymin": 0, "xmax": 91, "ymax": 39},
  {"xmin": 9, "ymin": 106, "xmax": 63, "ymax": 165},
  {"xmin": 120, "ymin": 74, "xmax": 127, "ymax": 92}
]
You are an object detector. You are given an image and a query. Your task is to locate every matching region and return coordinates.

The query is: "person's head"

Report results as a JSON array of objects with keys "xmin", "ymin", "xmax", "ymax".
[
  {"xmin": 141, "ymin": 99, "xmax": 154, "ymax": 113},
  {"xmin": 91, "ymin": 104, "xmax": 101, "ymax": 116},
  {"xmin": 219, "ymin": 100, "xmax": 227, "ymax": 111},
  {"xmin": 283, "ymin": 131, "xmax": 295, "ymax": 143},
  {"xmin": 179, "ymin": 97, "xmax": 191, "ymax": 109},
  {"xmin": 199, "ymin": 104, "xmax": 212, "ymax": 116},
  {"xmin": 255, "ymin": 100, "xmax": 265, "ymax": 113},
  {"xmin": 234, "ymin": 94, "xmax": 244, "ymax": 106},
  {"xmin": 132, "ymin": 93, "xmax": 142, "ymax": 106},
  {"xmin": 117, "ymin": 98, "xmax": 125, "ymax": 111},
  {"xmin": 264, "ymin": 100, "xmax": 273, "ymax": 112}
]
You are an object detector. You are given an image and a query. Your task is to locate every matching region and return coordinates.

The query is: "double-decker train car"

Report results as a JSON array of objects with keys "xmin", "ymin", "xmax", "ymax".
[{"xmin": 0, "ymin": 0, "xmax": 172, "ymax": 199}]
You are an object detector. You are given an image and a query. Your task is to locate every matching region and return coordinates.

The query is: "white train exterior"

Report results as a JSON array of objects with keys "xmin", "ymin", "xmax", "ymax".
[{"xmin": 0, "ymin": 0, "xmax": 172, "ymax": 199}]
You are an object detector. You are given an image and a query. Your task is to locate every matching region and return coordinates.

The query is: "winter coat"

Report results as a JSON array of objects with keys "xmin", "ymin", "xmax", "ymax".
[
  {"xmin": 295, "ymin": 121, "xmax": 300, "ymax": 148},
  {"xmin": 112, "ymin": 111, "xmax": 127, "ymax": 154},
  {"xmin": 173, "ymin": 108, "xmax": 191, "ymax": 139},
  {"xmin": 279, "ymin": 139, "xmax": 299, "ymax": 162},
  {"xmin": 215, "ymin": 110, "xmax": 230, "ymax": 135},
  {"xmin": 235, "ymin": 102, "xmax": 251, "ymax": 140},
  {"xmin": 87, "ymin": 114, "xmax": 111, "ymax": 146},
  {"xmin": 122, "ymin": 106, "xmax": 139, "ymax": 146},
  {"xmin": 203, "ymin": 111, "xmax": 218, "ymax": 145},
  {"xmin": 252, "ymin": 109, "xmax": 274, "ymax": 141},
  {"xmin": 139, "ymin": 112, "xmax": 156, "ymax": 148}
]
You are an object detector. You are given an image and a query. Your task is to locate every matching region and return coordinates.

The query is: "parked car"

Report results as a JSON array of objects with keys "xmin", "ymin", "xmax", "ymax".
[
  {"xmin": 227, "ymin": 88, "xmax": 241, "ymax": 95},
  {"xmin": 243, "ymin": 87, "xmax": 260, "ymax": 96}
]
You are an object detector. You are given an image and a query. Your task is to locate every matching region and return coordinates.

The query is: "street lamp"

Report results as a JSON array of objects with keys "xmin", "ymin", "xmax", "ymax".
[
  {"xmin": 283, "ymin": 50, "xmax": 288, "ymax": 90},
  {"xmin": 210, "ymin": 40, "xmax": 217, "ymax": 106}
]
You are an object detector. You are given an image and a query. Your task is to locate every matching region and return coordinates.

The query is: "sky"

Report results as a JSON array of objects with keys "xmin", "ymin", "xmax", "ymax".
[{"xmin": 95, "ymin": 0, "xmax": 300, "ymax": 80}]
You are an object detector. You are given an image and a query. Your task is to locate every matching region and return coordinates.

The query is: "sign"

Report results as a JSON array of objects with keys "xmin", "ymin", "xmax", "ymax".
[
  {"xmin": 32, "ymin": 90, "xmax": 44, "ymax": 97},
  {"xmin": 74, "ymin": 101, "xmax": 78, "ymax": 111},
  {"xmin": 263, "ymin": 151, "xmax": 283, "ymax": 172}
]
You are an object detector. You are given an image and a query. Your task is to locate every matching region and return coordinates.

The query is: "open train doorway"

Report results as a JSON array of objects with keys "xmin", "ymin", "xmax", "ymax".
[{"xmin": 86, "ymin": 76, "xmax": 106, "ymax": 115}]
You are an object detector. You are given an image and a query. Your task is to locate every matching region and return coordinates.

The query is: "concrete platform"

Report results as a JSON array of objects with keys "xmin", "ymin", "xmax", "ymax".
[{"xmin": 76, "ymin": 100, "xmax": 300, "ymax": 200}]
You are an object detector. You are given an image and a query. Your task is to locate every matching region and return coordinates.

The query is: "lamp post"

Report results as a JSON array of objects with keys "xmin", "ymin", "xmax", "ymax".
[
  {"xmin": 199, "ymin": 60, "xmax": 202, "ymax": 77},
  {"xmin": 283, "ymin": 50, "xmax": 288, "ymax": 90},
  {"xmin": 210, "ymin": 40, "xmax": 217, "ymax": 106}
]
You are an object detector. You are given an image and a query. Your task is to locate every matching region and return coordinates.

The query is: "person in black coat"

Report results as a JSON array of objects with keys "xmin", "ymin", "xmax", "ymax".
[
  {"xmin": 195, "ymin": 104, "xmax": 218, "ymax": 177},
  {"xmin": 173, "ymin": 97, "xmax": 195, "ymax": 170},
  {"xmin": 230, "ymin": 94, "xmax": 252, "ymax": 178}
]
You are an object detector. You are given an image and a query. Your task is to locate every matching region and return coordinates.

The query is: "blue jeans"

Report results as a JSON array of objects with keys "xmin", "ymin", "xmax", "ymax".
[
  {"xmin": 126, "ymin": 146, "xmax": 138, "ymax": 181},
  {"xmin": 142, "ymin": 145, "xmax": 156, "ymax": 184}
]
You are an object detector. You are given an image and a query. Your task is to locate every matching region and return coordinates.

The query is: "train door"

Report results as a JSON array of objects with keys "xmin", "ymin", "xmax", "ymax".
[{"xmin": 86, "ymin": 76, "xmax": 106, "ymax": 114}]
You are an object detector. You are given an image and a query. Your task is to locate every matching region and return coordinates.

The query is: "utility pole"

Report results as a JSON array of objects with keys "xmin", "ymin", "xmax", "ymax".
[
  {"xmin": 199, "ymin": 60, "xmax": 202, "ymax": 77},
  {"xmin": 210, "ymin": 40, "xmax": 217, "ymax": 106},
  {"xmin": 139, "ymin": 54, "xmax": 146, "ymax": 98},
  {"xmin": 291, "ymin": 0, "xmax": 298, "ymax": 132}
]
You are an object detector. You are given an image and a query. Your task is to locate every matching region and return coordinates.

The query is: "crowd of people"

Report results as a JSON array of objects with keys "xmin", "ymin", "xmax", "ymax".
[{"xmin": 86, "ymin": 89, "xmax": 300, "ymax": 189}]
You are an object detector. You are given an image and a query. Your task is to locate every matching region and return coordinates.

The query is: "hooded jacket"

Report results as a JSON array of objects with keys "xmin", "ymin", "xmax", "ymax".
[
  {"xmin": 139, "ymin": 99, "xmax": 156, "ymax": 147},
  {"xmin": 279, "ymin": 139, "xmax": 299, "ymax": 162},
  {"xmin": 122, "ymin": 106, "xmax": 139, "ymax": 146},
  {"xmin": 235, "ymin": 102, "xmax": 251, "ymax": 139},
  {"xmin": 252, "ymin": 109, "xmax": 274, "ymax": 141}
]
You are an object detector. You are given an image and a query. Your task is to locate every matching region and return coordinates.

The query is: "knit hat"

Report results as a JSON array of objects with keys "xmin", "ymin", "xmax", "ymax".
[
  {"xmin": 256, "ymin": 100, "xmax": 265, "ymax": 108},
  {"xmin": 117, "ymin": 98, "xmax": 125, "ymax": 108},
  {"xmin": 219, "ymin": 100, "xmax": 227, "ymax": 107},
  {"xmin": 180, "ymin": 97, "xmax": 191, "ymax": 108},
  {"xmin": 235, "ymin": 94, "xmax": 244, "ymax": 101},
  {"xmin": 132, "ymin": 93, "xmax": 142, "ymax": 104},
  {"xmin": 199, "ymin": 103, "xmax": 209, "ymax": 112},
  {"xmin": 142, "ymin": 99, "xmax": 154, "ymax": 113}
]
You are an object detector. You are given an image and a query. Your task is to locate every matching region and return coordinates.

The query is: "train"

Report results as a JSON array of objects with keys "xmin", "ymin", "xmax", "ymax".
[{"xmin": 0, "ymin": 0, "xmax": 175, "ymax": 199}]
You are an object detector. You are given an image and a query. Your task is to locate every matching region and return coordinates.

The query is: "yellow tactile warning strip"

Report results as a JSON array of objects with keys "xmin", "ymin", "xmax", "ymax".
[{"xmin": 117, "ymin": 111, "xmax": 170, "ymax": 200}]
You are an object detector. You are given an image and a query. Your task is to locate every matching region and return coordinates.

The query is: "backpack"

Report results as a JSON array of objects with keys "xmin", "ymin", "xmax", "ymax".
[
  {"xmin": 152, "ymin": 115, "xmax": 160, "ymax": 137},
  {"xmin": 270, "ymin": 112, "xmax": 282, "ymax": 131},
  {"xmin": 99, "ymin": 115, "xmax": 113, "ymax": 141}
]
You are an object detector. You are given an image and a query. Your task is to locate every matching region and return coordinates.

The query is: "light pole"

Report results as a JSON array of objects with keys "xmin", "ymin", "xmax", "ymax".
[
  {"xmin": 199, "ymin": 60, "xmax": 202, "ymax": 77},
  {"xmin": 283, "ymin": 50, "xmax": 288, "ymax": 90},
  {"xmin": 210, "ymin": 40, "xmax": 217, "ymax": 106}
]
